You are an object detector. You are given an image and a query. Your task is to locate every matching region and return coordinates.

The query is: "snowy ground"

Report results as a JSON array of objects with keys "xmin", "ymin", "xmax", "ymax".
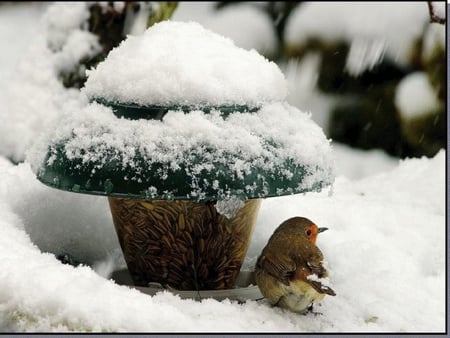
[{"xmin": 0, "ymin": 2, "xmax": 447, "ymax": 333}]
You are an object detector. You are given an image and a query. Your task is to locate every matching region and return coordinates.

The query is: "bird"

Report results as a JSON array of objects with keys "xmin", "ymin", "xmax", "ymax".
[{"xmin": 255, "ymin": 216, "xmax": 335, "ymax": 314}]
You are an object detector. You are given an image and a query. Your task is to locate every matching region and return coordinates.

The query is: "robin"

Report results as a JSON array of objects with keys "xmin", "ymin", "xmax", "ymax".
[{"xmin": 255, "ymin": 216, "xmax": 335, "ymax": 314}]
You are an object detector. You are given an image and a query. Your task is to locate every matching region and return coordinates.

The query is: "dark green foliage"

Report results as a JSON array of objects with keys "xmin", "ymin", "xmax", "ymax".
[
  {"xmin": 317, "ymin": 41, "xmax": 409, "ymax": 95},
  {"xmin": 424, "ymin": 43, "xmax": 446, "ymax": 102},
  {"xmin": 329, "ymin": 88, "xmax": 409, "ymax": 158},
  {"xmin": 286, "ymin": 33, "xmax": 445, "ymax": 158}
]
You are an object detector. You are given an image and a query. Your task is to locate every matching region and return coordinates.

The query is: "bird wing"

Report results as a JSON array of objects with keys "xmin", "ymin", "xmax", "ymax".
[
  {"xmin": 256, "ymin": 251, "xmax": 296, "ymax": 286},
  {"xmin": 305, "ymin": 278, "xmax": 336, "ymax": 296},
  {"xmin": 295, "ymin": 242, "xmax": 336, "ymax": 296}
]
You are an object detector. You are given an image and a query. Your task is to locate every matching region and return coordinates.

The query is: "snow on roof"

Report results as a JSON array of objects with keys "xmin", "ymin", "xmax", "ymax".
[
  {"xmin": 83, "ymin": 20, "xmax": 287, "ymax": 107},
  {"xmin": 284, "ymin": 2, "xmax": 430, "ymax": 70},
  {"xmin": 29, "ymin": 101, "xmax": 334, "ymax": 200}
]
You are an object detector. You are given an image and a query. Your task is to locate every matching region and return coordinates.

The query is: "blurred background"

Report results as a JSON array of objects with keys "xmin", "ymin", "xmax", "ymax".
[
  {"xmin": 175, "ymin": 1, "xmax": 447, "ymax": 160},
  {"xmin": 0, "ymin": 1, "xmax": 446, "ymax": 163}
]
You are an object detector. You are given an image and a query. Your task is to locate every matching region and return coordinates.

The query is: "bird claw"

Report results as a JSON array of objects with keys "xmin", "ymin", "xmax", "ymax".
[{"xmin": 305, "ymin": 303, "xmax": 323, "ymax": 316}]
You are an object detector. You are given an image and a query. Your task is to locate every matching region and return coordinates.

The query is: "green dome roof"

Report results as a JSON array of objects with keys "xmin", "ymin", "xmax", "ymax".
[{"xmin": 34, "ymin": 101, "xmax": 334, "ymax": 201}]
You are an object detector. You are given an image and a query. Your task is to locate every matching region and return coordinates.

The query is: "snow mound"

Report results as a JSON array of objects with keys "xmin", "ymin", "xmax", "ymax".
[
  {"xmin": 0, "ymin": 149, "xmax": 445, "ymax": 332},
  {"xmin": 83, "ymin": 20, "xmax": 287, "ymax": 107}
]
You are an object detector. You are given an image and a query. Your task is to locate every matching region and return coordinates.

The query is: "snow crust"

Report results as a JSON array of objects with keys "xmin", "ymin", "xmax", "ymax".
[{"xmin": 83, "ymin": 20, "xmax": 287, "ymax": 107}]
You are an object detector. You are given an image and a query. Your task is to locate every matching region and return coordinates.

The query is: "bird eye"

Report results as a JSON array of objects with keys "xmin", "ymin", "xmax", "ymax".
[{"xmin": 306, "ymin": 229, "xmax": 312, "ymax": 237}]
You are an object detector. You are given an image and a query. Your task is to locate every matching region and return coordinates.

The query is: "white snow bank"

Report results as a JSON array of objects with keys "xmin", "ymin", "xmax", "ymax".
[
  {"xmin": 0, "ymin": 30, "xmax": 87, "ymax": 163},
  {"xmin": 330, "ymin": 143, "xmax": 399, "ymax": 179},
  {"xmin": 248, "ymin": 150, "xmax": 446, "ymax": 332},
  {"xmin": 83, "ymin": 20, "xmax": 287, "ymax": 107},
  {"xmin": 0, "ymin": 3, "xmax": 95, "ymax": 163},
  {"xmin": 395, "ymin": 72, "xmax": 441, "ymax": 119},
  {"xmin": 44, "ymin": 3, "xmax": 91, "ymax": 53},
  {"xmin": 284, "ymin": 2, "xmax": 429, "ymax": 70},
  {"xmin": 0, "ymin": 3, "xmax": 47, "ymax": 89},
  {"xmin": 0, "ymin": 161, "xmax": 122, "ymax": 269},
  {"xmin": 0, "ymin": 150, "xmax": 445, "ymax": 332}
]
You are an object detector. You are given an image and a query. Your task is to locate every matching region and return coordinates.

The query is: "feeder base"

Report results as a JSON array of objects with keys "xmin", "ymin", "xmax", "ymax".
[{"xmin": 111, "ymin": 268, "xmax": 262, "ymax": 302}]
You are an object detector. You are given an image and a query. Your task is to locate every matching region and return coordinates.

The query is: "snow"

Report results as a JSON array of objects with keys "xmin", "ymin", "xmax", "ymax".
[
  {"xmin": 215, "ymin": 196, "xmax": 245, "ymax": 219},
  {"xmin": 430, "ymin": 1, "xmax": 446, "ymax": 20},
  {"xmin": 36, "ymin": 18, "xmax": 332, "ymax": 201},
  {"xmin": 83, "ymin": 20, "xmax": 287, "ymax": 107},
  {"xmin": 172, "ymin": 2, "xmax": 277, "ymax": 56},
  {"xmin": 0, "ymin": 3, "xmax": 47, "ymax": 89},
  {"xmin": 28, "ymin": 101, "xmax": 334, "ymax": 200},
  {"xmin": 199, "ymin": 3, "xmax": 278, "ymax": 58},
  {"xmin": 0, "ymin": 2, "xmax": 447, "ymax": 333},
  {"xmin": 395, "ymin": 72, "xmax": 441, "ymax": 118},
  {"xmin": 43, "ymin": 2, "xmax": 91, "ymax": 52},
  {"xmin": 0, "ymin": 2, "xmax": 93, "ymax": 163},
  {"xmin": 284, "ymin": 2, "xmax": 430, "ymax": 71},
  {"xmin": 0, "ymin": 149, "xmax": 445, "ymax": 332}
]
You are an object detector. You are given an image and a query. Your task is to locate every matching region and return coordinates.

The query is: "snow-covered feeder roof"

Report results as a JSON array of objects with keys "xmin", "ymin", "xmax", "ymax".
[
  {"xmin": 33, "ymin": 20, "xmax": 334, "ymax": 201},
  {"xmin": 83, "ymin": 20, "xmax": 287, "ymax": 108},
  {"xmin": 33, "ymin": 101, "xmax": 335, "ymax": 201}
]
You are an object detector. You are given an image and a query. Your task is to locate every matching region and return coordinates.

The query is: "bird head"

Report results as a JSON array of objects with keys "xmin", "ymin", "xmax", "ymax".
[
  {"xmin": 304, "ymin": 222, "xmax": 328, "ymax": 244},
  {"xmin": 275, "ymin": 217, "xmax": 328, "ymax": 244}
]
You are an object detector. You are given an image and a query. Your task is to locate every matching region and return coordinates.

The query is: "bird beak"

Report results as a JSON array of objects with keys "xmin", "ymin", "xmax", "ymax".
[{"xmin": 318, "ymin": 227, "xmax": 328, "ymax": 233}]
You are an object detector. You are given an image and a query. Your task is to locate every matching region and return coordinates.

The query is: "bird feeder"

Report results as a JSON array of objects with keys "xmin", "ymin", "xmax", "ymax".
[{"xmin": 34, "ymin": 21, "xmax": 334, "ymax": 294}]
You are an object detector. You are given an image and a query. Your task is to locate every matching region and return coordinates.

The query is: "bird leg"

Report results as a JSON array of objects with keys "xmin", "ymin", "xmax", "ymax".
[{"xmin": 305, "ymin": 303, "xmax": 323, "ymax": 316}]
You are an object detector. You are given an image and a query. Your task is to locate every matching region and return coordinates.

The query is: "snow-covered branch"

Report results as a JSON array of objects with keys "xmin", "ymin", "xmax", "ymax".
[{"xmin": 427, "ymin": 1, "xmax": 446, "ymax": 24}]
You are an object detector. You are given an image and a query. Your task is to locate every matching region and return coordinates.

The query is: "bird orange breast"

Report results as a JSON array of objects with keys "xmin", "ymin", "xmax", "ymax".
[{"xmin": 293, "ymin": 266, "xmax": 310, "ymax": 281}]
